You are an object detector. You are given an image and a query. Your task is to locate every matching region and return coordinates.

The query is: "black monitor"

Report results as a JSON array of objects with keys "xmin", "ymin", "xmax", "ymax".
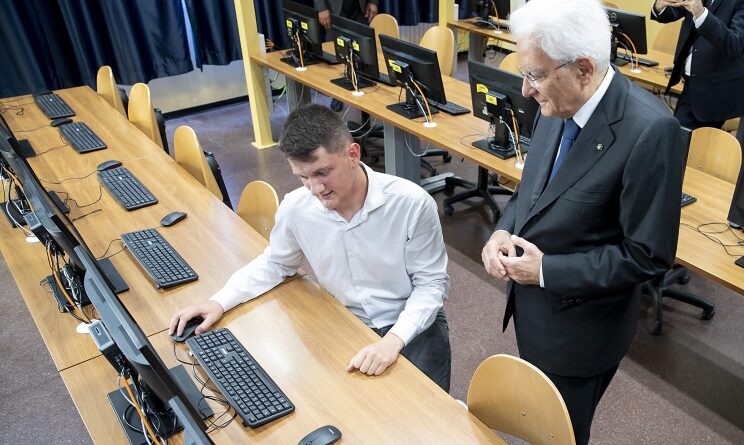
[
  {"xmin": 77, "ymin": 245, "xmax": 214, "ymax": 445},
  {"xmin": 471, "ymin": 0, "xmax": 510, "ymax": 29},
  {"xmin": 379, "ymin": 34, "xmax": 447, "ymax": 120},
  {"xmin": 606, "ymin": 7, "xmax": 648, "ymax": 65},
  {"xmin": 7, "ymin": 145, "xmax": 128, "ymax": 310},
  {"xmin": 281, "ymin": 0, "xmax": 324, "ymax": 68},
  {"xmin": 0, "ymin": 133, "xmax": 31, "ymax": 227},
  {"xmin": 468, "ymin": 60, "xmax": 539, "ymax": 159},
  {"xmin": 330, "ymin": 13, "xmax": 379, "ymax": 91}
]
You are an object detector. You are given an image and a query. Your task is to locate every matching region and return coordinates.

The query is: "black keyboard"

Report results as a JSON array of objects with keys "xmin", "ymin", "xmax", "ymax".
[
  {"xmin": 59, "ymin": 122, "xmax": 106, "ymax": 153},
  {"xmin": 33, "ymin": 92, "xmax": 75, "ymax": 119},
  {"xmin": 427, "ymin": 99, "xmax": 471, "ymax": 116},
  {"xmin": 681, "ymin": 192, "xmax": 697, "ymax": 207},
  {"xmin": 186, "ymin": 328, "xmax": 294, "ymax": 428},
  {"xmin": 377, "ymin": 72, "xmax": 395, "ymax": 86},
  {"xmin": 614, "ymin": 53, "xmax": 659, "ymax": 67},
  {"xmin": 98, "ymin": 167, "xmax": 157, "ymax": 210},
  {"xmin": 321, "ymin": 51, "xmax": 339, "ymax": 64},
  {"xmin": 518, "ymin": 135, "xmax": 532, "ymax": 148},
  {"xmin": 121, "ymin": 228, "xmax": 198, "ymax": 288}
]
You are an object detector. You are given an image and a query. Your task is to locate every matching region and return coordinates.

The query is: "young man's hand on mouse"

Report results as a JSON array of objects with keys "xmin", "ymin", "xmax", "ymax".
[
  {"xmin": 346, "ymin": 333, "xmax": 404, "ymax": 376},
  {"xmin": 169, "ymin": 301, "xmax": 224, "ymax": 336}
]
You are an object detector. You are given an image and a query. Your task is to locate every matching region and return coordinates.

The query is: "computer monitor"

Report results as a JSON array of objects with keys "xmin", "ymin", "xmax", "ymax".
[
  {"xmin": 468, "ymin": 60, "xmax": 540, "ymax": 159},
  {"xmin": 606, "ymin": 7, "xmax": 648, "ymax": 65},
  {"xmin": 0, "ymin": 112, "xmax": 35, "ymax": 158},
  {"xmin": 330, "ymin": 13, "xmax": 379, "ymax": 91},
  {"xmin": 0, "ymin": 132, "xmax": 32, "ymax": 227},
  {"xmin": 379, "ymin": 34, "xmax": 447, "ymax": 120},
  {"xmin": 471, "ymin": 0, "xmax": 510, "ymax": 29},
  {"xmin": 7, "ymin": 145, "xmax": 129, "ymax": 305},
  {"xmin": 77, "ymin": 244, "xmax": 214, "ymax": 445},
  {"xmin": 281, "ymin": 0, "xmax": 324, "ymax": 67}
]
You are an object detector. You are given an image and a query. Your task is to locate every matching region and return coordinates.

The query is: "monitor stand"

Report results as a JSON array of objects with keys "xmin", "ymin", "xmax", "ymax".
[
  {"xmin": 107, "ymin": 365, "xmax": 213, "ymax": 445},
  {"xmin": 45, "ymin": 258, "xmax": 129, "ymax": 299},
  {"xmin": 330, "ymin": 75, "xmax": 375, "ymax": 92},
  {"xmin": 17, "ymin": 139, "xmax": 36, "ymax": 158},
  {"xmin": 279, "ymin": 54, "xmax": 321, "ymax": 68},
  {"xmin": 472, "ymin": 137, "xmax": 529, "ymax": 160},
  {"xmin": 387, "ymin": 92, "xmax": 440, "ymax": 120},
  {"xmin": 1, "ymin": 198, "xmax": 27, "ymax": 227}
]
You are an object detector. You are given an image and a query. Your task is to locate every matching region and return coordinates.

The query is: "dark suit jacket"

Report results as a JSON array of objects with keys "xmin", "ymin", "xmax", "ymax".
[
  {"xmin": 313, "ymin": 0, "xmax": 377, "ymax": 14},
  {"xmin": 495, "ymin": 73, "xmax": 684, "ymax": 378},
  {"xmin": 652, "ymin": 0, "xmax": 744, "ymax": 122}
]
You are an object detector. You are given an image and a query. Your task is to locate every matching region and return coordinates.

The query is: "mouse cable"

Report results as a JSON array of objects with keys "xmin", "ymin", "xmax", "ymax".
[
  {"xmin": 98, "ymin": 237, "xmax": 123, "ymax": 260},
  {"xmin": 55, "ymin": 183, "xmax": 103, "ymax": 208},
  {"xmin": 70, "ymin": 208, "xmax": 102, "ymax": 222},
  {"xmin": 680, "ymin": 222, "xmax": 744, "ymax": 256},
  {"xmin": 12, "ymin": 124, "xmax": 51, "ymax": 133},
  {"xmin": 40, "ymin": 169, "xmax": 97, "ymax": 184}
]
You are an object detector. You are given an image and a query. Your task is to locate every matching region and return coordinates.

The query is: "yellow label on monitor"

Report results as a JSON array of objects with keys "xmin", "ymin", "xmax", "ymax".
[
  {"xmin": 476, "ymin": 83, "xmax": 488, "ymax": 94},
  {"xmin": 388, "ymin": 59, "xmax": 395, "ymax": 67},
  {"xmin": 352, "ymin": 41, "xmax": 360, "ymax": 52},
  {"xmin": 337, "ymin": 38, "xmax": 345, "ymax": 47},
  {"xmin": 286, "ymin": 20, "xmax": 293, "ymax": 28},
  {"xmin": 392, "ymin": 64, "xmax": 402, "ymax": 73},
  {"xmin": 485, "ymin": 93, "xmax": 498, "ymax": 105},
  {"xmin": 301, "ymin": 21, "xmax": 308, "ymax": 30}
]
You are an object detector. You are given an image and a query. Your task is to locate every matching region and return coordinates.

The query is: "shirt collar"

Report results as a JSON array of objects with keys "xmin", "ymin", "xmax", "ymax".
[
  {"xmin": 571, "ymin": 66, "xmax": 614, "ymax": 128},
  {"xmin": 313, "ymin": 162, "xmax": 386, "ymax": 222}
]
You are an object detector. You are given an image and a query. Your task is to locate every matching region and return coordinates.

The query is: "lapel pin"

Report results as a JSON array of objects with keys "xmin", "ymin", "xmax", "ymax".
[{"xmin": 596, "ymin": 143, "xmax": 604, "ymax": 150}]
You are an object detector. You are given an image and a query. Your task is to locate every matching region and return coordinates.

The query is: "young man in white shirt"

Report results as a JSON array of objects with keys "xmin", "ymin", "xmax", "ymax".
[{"xmin": 170, "ymin": 104, "xmax": 451, "ymax": 390}]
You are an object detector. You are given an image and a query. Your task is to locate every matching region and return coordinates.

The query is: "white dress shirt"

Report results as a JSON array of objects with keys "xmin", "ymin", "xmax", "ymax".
[{"xmin": 211, "ymin": 164, "xmax": 450, "ymax": 345}]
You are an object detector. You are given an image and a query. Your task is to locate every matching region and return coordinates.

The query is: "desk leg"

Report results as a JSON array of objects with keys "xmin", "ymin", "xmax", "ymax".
[
  {"xmin": 286, "ymin": 79, "xmax": 312, "ymax": 112},
  {"xmin": 469, "ymin": 33, "xmax": 485, "ymax": 62},
  {"xmin": 383, "ymin": 123, "xmax": 453, "ymax": 193}
]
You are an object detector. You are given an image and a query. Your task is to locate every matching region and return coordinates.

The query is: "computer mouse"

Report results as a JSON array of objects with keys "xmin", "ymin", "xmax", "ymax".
[
  {"xmin": 170, "ymin": 316, "xmax": 204, "ymax": 342},
  {"xmin": 97, "ymin": 159, "xmax": 122, "ymax": 171},
  {"xmin": 161, "ymin": 211, "xmax": 187, "ymax": 227},
  {"xmin": 298, "ymin": 425, "xmax": 341, "ymax": 445},
  {"xmin": 50, "ymin": 117, "xmax": 73, "ymax": 127}
]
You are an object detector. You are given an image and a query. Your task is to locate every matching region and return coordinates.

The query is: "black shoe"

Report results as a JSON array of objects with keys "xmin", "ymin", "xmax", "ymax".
[{"xmin": 330, "ymin": 98, "xmax": 344, "ymax": 112}]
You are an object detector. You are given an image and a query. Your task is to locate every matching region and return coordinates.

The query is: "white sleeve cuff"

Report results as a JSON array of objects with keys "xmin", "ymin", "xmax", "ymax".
[
  {"xmin": 539, "ymin": 258, "xmax": 545, "ymax": 288},
  {"xmin": 694, "ymin": 8, "xmax": 709, "ymax": 27}
]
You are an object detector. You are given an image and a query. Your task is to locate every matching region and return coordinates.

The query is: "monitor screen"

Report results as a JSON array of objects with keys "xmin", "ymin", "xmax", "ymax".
[
  {"xmin": 77, "ymin": 244, "xmax": 213, "ymax": 444},
  {"xmin": 606, "ymin": 7, "xmax": 648, "ymax": 55},
  {"xmin": 331, "ymin": 13, "xmax": 379, "ymax": 80},
  {"xmin": 283, "ymin": 0, "xmax": 323, "ymax": 58}
]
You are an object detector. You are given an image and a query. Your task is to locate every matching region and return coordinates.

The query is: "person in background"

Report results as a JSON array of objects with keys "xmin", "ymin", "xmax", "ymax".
[{"xmin": 481, "ymin": 0, "xmax": 684, "ymax": 443}]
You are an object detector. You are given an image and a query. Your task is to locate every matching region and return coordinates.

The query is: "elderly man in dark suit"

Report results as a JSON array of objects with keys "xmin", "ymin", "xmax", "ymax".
[
  {"xmin": 651, "ymin": 0, "xmax": 744, "ymax": 129},
  {"xmin": 481, "ymin": 0, "xmax": 684, "ymax": 443}
]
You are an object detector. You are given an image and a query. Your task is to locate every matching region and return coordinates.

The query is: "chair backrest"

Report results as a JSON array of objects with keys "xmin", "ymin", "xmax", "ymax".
[
  {"xmin": 128, "ymin": 83, "xmax": 165, "ymax": 150},
  {"xmin": 419, "ymin": 25, "xmax": 455, "ymax": 77},
  {"xmin": 467, "ymin": 354, "xmax": 576, "ymax": 445},
  {"xmin": 688, "ymin": 127, "xmax": 742, "ymax": 184},
  {"xmin": 236, "ymin": 180, "xmax": 279, "ymax": 240},
  {"xmin": 173, "ymin": 125, "xmax": 224, "ymax": 201},
  {"xmin": 370, "ymin": 13, "xmax": 400, "ymax": 50},
  {"xmin": 601, "ymin": 1, "xmax": 620, "ymax": 8},
  {"xmin": 95, "ymin": 66, "xmax": 126, "ymax": 116},
  {"xmin": 652, "ymin": 20, "xmax": 682, "ymax": 56},
  {"xmin": 499, "ymin": 52, "xmax": 520, "ymax": 74}
]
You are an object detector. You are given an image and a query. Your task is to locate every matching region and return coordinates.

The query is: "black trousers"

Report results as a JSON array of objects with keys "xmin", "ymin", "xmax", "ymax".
[
  {"xmin": 373, "ymin": 309, "xmax": 452, "ymax": 392},
  {"xmin": 674, "ymin": 79, "xmax": 725, "ymax": 130},
  {"xmin": 545, "ymin": 363, "xmax": 620, "ymax": 445}
]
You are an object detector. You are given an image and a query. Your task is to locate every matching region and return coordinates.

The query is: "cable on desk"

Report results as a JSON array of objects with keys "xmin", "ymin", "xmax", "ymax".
[
  {"xmin": 40, "ymin": 169, "xmax": 98, "ymax": 184},
  {"xmin": 12, "ymin": 124, "xmax": 51, "ymax": 133},
  {"xmin": 459, "ymin": 133, "xmax": 489, "ymax": 149},
  {"xmin": 55, "ymin": 183, "xmax": 103, "ymax": 209},
  {"xmin": 70, "ymin": 208, "xmax": 102, "ymax": 222},
  {"xmin": 680, "ymin": 222, "xmax": 744, "ymax": 256},
  {"xmin": 98, "ymin": 237, "xmax": 124, "ymax": 260}
]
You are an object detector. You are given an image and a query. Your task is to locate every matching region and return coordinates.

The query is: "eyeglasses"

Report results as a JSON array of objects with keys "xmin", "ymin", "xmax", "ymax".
[{"xmin": 519, "ymin": 61, "xmax": 572, "ymax": 89}]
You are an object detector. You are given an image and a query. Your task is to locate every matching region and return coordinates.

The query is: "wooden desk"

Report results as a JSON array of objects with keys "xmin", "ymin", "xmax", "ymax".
[
  {"xmin": 448, "ymin": 18, "xmax": 683, "ymax": 95},
  {"xmin": 252, "ymin": 50, "xmax": 525, "ymax": 184},
  {"xmin": 62, "ymin": 277, "xmax": 504, "ymax": 444},
  {"xmin": 679, "ymin": 168, "xmax": 744, "ymax": 294}
]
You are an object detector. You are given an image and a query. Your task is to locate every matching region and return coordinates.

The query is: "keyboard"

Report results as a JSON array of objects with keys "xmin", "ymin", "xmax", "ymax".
[
  {"xmin": 59, "ymin": 122, "xmax": 106, "ymax": 153},
  {"xmin": 517, "ymin": 135, "xmax": 532, "ymax": 148},
  {"xmin": 614, "ymin": 53, "xmax": 659, "ymax": 67},
  {"xmin": 377, "ymin": 72, "xmax": 395, "ymax": 86},
  {"xmin": 427, "ymin": 99, "xmax": 471, "ymax": 116},
  {"xmin": 121, "ymin": 228, "xmax": 198, "ymax": 288},
  {"xmin": 681, "ymin": 192, "xmax": 697, "ymax": 207},
  {"xmin": 98, "ymin": 166, "xmax": 158, "ymax": 210},
  {"xmin": 34, "ymin": 92, "xmax": 75, "ymax": 119},
  {"xmin": 186, "ymin": 328, "xmax": 294, "ymax": 428},
  {"xmin": 320, "ymin": 51, "xmax": 339, "ymax": 64}
]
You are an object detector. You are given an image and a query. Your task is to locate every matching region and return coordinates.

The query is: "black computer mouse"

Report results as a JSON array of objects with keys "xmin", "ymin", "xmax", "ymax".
[
  {"xmin": 161, "ymin": 211, "xmax": 187, "ymax": 227},
  {"xmin": 170, "ymin": 316, "xmax": 204, "ymax": 342},
  {"xmin": 50, "ymin": 117, "xmax": 73, "ymax": 127},
  {"xmin": 97, "ymin": 159, "xmax": 122, "ymax": 171},
  {"xmin": 298, "ymin": 425, "xmax": 341, "ymax": 445}
]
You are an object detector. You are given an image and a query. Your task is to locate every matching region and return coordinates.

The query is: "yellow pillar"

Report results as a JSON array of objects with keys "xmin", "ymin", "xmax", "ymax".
[
  {"xmin": 234, "ymin": 0, "xmax": 276, "ymax": 149},
  {"xmin": 439, "ymin": 0, "xmax": 455, "ymax": 27}
]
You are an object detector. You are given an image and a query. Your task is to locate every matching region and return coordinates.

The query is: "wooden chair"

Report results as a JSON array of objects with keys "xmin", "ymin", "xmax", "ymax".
[
  {"xmin": 95, "ymin": 66, "xmax": 126, "ymax": 117},
  {"xmin": 236, "ymin": 180, "xmax": 279, "ymax": 241},
  {"xmin": 723, "ymin": 118, "xmax": 741, "ymax": 134},
  {"xmin": 173, "ymin": 125, "xmax": 224, "ymax": 201},
  {"xmin": 688, "ymin": 127, "xmax": 742, "ymax": 182},
  {"xmin": 419, "ymin": 25, "xmax": 455, "ymax": 77},
  {"xmin": 601, "ymin": 1, "xmax": 620, "ymax": 8},
  {"xmin": 370, "ymin": 13, "xmax": 399, "ymax": 50},
  {"xmin": 499, "ymin": 52, "xmax": 520, "ymax": 74},
  {"xmin": 652, "ymin": 20, "xmax": 682, "ymax": 56},
  {"xmin": 467, "ymin": 354, "xmax": 575, "ymax": 445},
  {"xmin": 128, "ymin": 83, "xmax": 165, "ymax": 150}
]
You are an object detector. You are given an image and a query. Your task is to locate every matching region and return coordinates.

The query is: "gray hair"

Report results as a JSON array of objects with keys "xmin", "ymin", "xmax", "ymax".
[{"xmin": 509, "ymin": 0, "xmax": 611, "ymax": 71}]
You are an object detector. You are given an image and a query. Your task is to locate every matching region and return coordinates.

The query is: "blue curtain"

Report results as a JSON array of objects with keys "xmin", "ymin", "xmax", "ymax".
[
  {"xmin": 378, "ymin": 0, "xmax": 439, "ymax": 26},
  {"xmin": 0, "ymin": 0, "xmax": 192, "ymax": 98},
  {"xmin": 185, "ymin": 0, "xmax": 242, "ymax": 68}
]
